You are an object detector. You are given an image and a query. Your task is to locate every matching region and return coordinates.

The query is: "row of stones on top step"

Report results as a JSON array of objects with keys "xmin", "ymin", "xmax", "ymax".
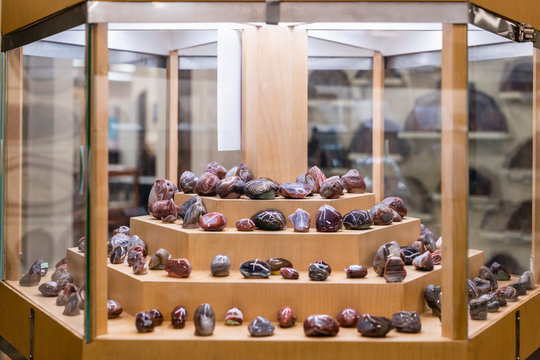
[
  {"xmin": 129, "ymin": 302, "xmax": 421, "ymax": 338},
  {"xmin": 423, "ymin": 265, "xmax": 535, "ymax": 321}
]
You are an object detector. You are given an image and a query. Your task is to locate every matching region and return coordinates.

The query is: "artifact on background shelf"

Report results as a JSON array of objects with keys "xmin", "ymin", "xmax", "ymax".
[
  {"xmin": 508, "ymin": 281, "xmax": 527, "ymax": 296},
  {"xmin": 150, "ymin": 199, "xmax": 179, "ymax": 223},
  {"xmin": 316, "ymin": 205, "xmax": 343, "ymax": 232},
  {"xmin": 279, "ymin": 182, "xmax": 313, "ymax": 199},
  {"xmin": 424, "ymin": 284, "xmax": 442, "ymax": 318},
  {"xmin": 225, "ymin": 307, "xmax": 244, "ymax": 326},
  {"xmin": 303, "ymin": 315, "xmax": 339, "ymax": 337},
  {"xmin": 478, "ymin": 294, "xmax": 500, "ymax": 313},
  {"xmin": 497, "ymin": 286, "xmax": 518, "ymax": 302},
  {"xmin": 216, "ymin": 176, "xmax": 245, "ymax": 199},
  {"xmin": 295, "ymin": 173, "xmax": 316, "ymax": 195},
  {"xmin": 199, "ymin": 212, "xmax": 228, "ymax": 231},
  {"xmin": 308, "ymin": 166, "xmax": 326, "ymax": 193},
  {"xmin": 392, "ymin": 311, "xmax": 421, "ymax": 333},
  {"xmin": 38, "ymin": 281, "xmax": 60, "ymax": 297},
  {"xmin": 78, "ymin": 287, "xmax": 86, "ymax": 310},
  {"xmin": 288, "ymin": 208, "xmax": 311, "ymax": 232},
  {"xmin": 431, "ymin": 250, "xmax": 441, "ymax": 265},
  {"xmin": 171, "ymin": 306, "xmax": 187, "ymax": 329},
  {"xmin": 390, "ymin": 209, "xmax": 402, "ymax": 222},
  {"xmin": 266, "ymin": 258, "xmax": 293, "ymax": 275},
  {"xmin": 245, "ymin": 178, "xmax": 280, "ymax": 199},
  {"xmin": 78, "ymin": 237, "xmax": 85, "ymax": 252},
  {"xmin": 236, "ymin": 218, "xmax": 255, "ymax": 231},
  {"xmin": 179, "ymin": 196, "xmax": 198, "ymax": 219},
  {"xmin": 248, "ymin": 316, "xmax": 275, "ymax": 337},
  {"xmin": 250, "ymin": 209, "xmax": 286, "ymax": 230},
  {"xmin": 55, "ymin": 258, "xmax": 67, "ymax": 269},
  {"xmin": 113, "ymin": 225, "xmax": 130, "ymax": 236},
  {"xmin": 128, "ymin": 235, "xmax": 147, "ymax": 253},
  {"xmin": 280, "ymin": 267, "xmax": 299, "ymax": 279},
  {"xmin": 490, "ymin": 262, "xmax": 511, "ymax": 280},
  {"xmin": 384, "ymin": 256, "xmax": 407, "ymax": 282},
  {"xmin": 370, "ymin": 205, "xmax": 393, "ymax": 225},
  {"xmin": 315, "ymin": 260, "xmax": 332, "ymax": 274},
  {"xmin": 135, "ymin": 311, "xmax": 155, "ymax": 333},
  {"xmin": 240, "ymin": 259, "xmax": 271, "ymax": 279},
  {"xmin": 196, "ymin": 172, "xmax": 220, "ymax": 196},
  {"xmin": 127, "ymin": 246, "xmax": 147, "ymax": 267},
  {"xmin": 149, "ymin": 248, "xmax": 172, "ymax": 270},
  {"xmin": 148, "ymin": 179, "xmax": 178, "ymax": 214},
  {"xmin": 107, "ymin": 300, "xmax": 123, "ymax": 319},
  {"xmin": 373, "ymin": 241, "xmax": 403, "ymax": 276},
  {"xmin": 56, "ymin": 284, "xmax": 77, "ymax": 306},
  {"xmin": 380, "ymin": 197, "xmax": 408, "ymax": 217},
  {"xmin": 278, "ymin": 306, "xmax": 297, "ymax": 328},
  {"xmin": 474, "ymin": 277, "xmax": 492, "ymax": 296},
  {"xmin": 417, "ymin": 224, "xmax": 437, "ymax": 253},
  {"xmin": 520, "ymin": 271, "xmax": 534, "ymax": 290},
  {"xmin": 345, "ymin": 265, "xmax": 368, "ymax": 279},
  {"xmin": 357, "ymin": 315, "xmax": 394, "ymax": 337},
  {"xmin": 225, "ymin": 163, "xmax": 252, "ymax": 183},
  {"xmin": 183, "ymin": 196, "xmax": 207, "ymax": 229},
  {"xmin": 478, "ymin": 266, "xmax": 498, "ymax": 291},
  {"xmin": 194, "ymin": 303, "xmax": 216, "ymax": 336},
  {"xmin": 109, "ymin": 233, "xmax": 131, "ymax": 254},
  {"xmin": 205, "ymin": 161, "xmax": 227, "ymax": 179},
  {"xmin": 211, "ymin": 255, "xmax": 231, "ymax": 277},
  {"xmin": 132, "ymin": 254, "xmax": 148, "ymax": 275},
  {"xmin": 337, "ymin": 308, "xmax": 360, "ymax": 327},
  {"xmin": 467, "ymin": 279, "xmax": 479, "ymax": 301},
  {"xmin": 469, "ymin": 298, "xmax": 488, "ymax": 320},
  {"xmin": 319, "ymin": 178, "xmax": 343, "ymax": 199},
  {"xmin": 400, "ymin": 246, "xmax": 419, "ymax": 265},
  {"xmin": 110, "ymin": 246, "xmax": 127, "ymax": 264},
  {"xmin": 148, "ymin": 309, "xmax": 164, "ymax": 326},
  {"xmin": 342, "ymin": 210, "xmax": 372, "ymax": 230},
  {"xmin": 341, "ymin": 169, "xmax": 366, "ymax": 193},
  {"xmin": 309, "ymin": 262, "xmax": 329, "ymax": 281},
  {"xmin": 490, "ymin": 290, "xmax": 507, "ymax": 307},
  {"xmin": 63, "ymin": 293, "xmax": 82, "ymax": 316},
  {"xmin": 19, "ymin": 261, "xmax": 43, "ymax": 287},
  {"xmin": 179, "ymin": 171, "xmax": 198, "ymax": 193},
  {"xmin": 412, "ymin": 252, "xmax": 434, "ymax": 271},
  {"xmin": 51, "ymin": 267, "xmax": 73, "ymax": 289},
  {"xmin": 164, "ymin": 258, "xmax": 192, "ymax": 278}
]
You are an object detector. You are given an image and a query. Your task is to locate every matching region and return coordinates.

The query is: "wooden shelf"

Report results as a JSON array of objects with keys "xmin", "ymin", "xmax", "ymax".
[
  {"xmin": 68, "ymin": 248, "xmax": 483, "ymax": 323},
  {"xmin": 174, "ymin": 192, "xmax": 376, "ymax": 228},
  {"xmin": 397, "ymin": 131, "xmax": 510, "ymax": 141}
]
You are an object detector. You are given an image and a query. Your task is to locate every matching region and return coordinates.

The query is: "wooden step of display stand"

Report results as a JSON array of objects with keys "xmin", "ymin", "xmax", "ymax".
[
  {"xmin": 129, "ymin": 215, "xmax": 421, "ymax": 271},
  {"xmin": 174, "ymin": 192, "xmax": 376, "ymax": 228},
  {"xmin": 67, "ymin": 248, "xmax": 484, "ymax": 322}
]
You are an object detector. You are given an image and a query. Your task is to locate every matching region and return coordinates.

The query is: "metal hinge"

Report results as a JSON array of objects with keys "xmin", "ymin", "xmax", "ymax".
[
  {"xmin": 266, "ymin": 0, "xmax": 280, "ymax": 25},
  {"xmin": 517, "ymin": 23, "xmax": 536, "ymax": 42}
]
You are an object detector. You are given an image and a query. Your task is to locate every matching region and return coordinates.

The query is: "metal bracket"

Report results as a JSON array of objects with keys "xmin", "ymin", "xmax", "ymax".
[
  {"xmin": 515, "ymin": 310, "xmax": 520, "ymax": 360},
  {"xmin": 266, "ymin": 0, "xmax": 280, "ymax": 25},
  {"xmin": 517, "ymin": 24, "xmax": 536, "ymax": 42},
  {"xmin": 29, "ymin": 308, "xmax": 35, "ymax": 360}
]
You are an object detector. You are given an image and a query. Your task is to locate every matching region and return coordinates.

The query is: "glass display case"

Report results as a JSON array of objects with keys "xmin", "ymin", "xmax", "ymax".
[{"xmin": 0, "ymin": 1, "xmax": 539, "ymax": 359}]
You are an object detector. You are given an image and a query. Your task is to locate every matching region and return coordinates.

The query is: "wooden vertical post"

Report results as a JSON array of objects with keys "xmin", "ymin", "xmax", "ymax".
[
  {"xmin": 166, "ymin": 50, "xmax": 179, "ymax": 185},
  {"xmin": 372, "ymin": 51, "xmax": 385, "ymax": 203},
  {"xmin": 242, "ymin": 26, "xmax": 307, "ymax": 184},
  {"xmin": 4, "ymin": 48, "xmax": 23, "ymax": 281},
  {"xmin": 532, "ymin": 47, "xmax": 540, "ymax": 285},
  {"xmin": 440, "ymin": 23, "xmax": 468, "ymax": 340},
  {"xmin": 88, "ymin": 23, "xmax": 109, "ymax": 337}
]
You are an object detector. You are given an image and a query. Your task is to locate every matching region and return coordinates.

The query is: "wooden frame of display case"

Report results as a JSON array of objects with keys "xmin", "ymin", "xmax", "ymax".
[{"xmin": 1, "ymin": 1, "xmax": 540, "ymax": 359}]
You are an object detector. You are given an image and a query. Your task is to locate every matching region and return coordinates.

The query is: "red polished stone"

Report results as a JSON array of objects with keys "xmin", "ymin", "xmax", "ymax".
[
  {"xmin": 165, "ymin": 258, "xmax": 192, "ymax": 278},
  {"xmin": 235, "ymin": 218, "xmax": 255, "ymax": 231},
  {"xmin": 277, "ymin": 306, "xmax": 297, "ymax": 328},
  {"xmin": 199, "ymin": 212, "xmax": 227, "ymax": 231}
]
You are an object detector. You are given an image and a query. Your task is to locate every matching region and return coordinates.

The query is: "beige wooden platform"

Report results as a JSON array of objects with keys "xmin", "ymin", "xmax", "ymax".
[{"xmin": 174, "ymin": 192, "xmax": 376, "ymax": 228}]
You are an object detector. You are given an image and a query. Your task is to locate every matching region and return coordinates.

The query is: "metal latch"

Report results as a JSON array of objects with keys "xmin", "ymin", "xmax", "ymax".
[{"xmin": 517, "ymin": 24, "xmax": 536, "ymax": 42}]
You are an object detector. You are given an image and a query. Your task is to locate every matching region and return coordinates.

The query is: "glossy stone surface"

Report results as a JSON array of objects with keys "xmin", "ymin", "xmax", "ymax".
[
  {"xmin": 63, "ymin": 294, "xmax": 81, "ymax": 316},
  {"xmin": 520, "ymin": 271, "xmax": 535, "ymax": 290},
  {"xmin": 431, "ymin": 250, "xmax": 442, "ymax": 265},
  {"xmin": 250, "ymin": 209, "xmax": 286, "ymax": 230},
  {"xmin": 38, "ymin": 281, "xmax": 60, "ymax": 297},
  {"xmin": 127, "ymin": 246, "xmax": 146, "ymax": 267},
  {"xmin": 308, "ymin": 166, "xmax": 326, "ymax": 193},
  {"xmin": 107, "ymin": 300, "xmax": 123, "ymax": 319},
  {"xmin": 179, "ymin": 171, "xmax": 198, "ymax": 193},
  {"xmin": 113, "ymin": 226, "xmax": 130, "ymax": 236},
  {"xmin": 52, "ymin": 268, "xmax": 73, "ymax": 290},
  {"xmin": 149, "ymin": 248, "xmax": 172, "ymax": 270},
  {"xmin": 56, "ymin": 283, "xmax": 77, "ymax": 306},
  {"xmin": 357, "ymin": 315, "xmax": 394, "ymax": 337},
  {"xmin": 205, "ymin": 161, "xmax": 227, "ymax": 179},
  {"xmin": 199, "ymin": 212, "xmax": 228, "ymax": 231},
  {"xmin": 226, "ymin": 163, "xmax": 252, "ymax": 183},
  {"xmin": 474, "ymin": 277, "xmax": 492, "ymax": 296},
  {"xmin": 424, "ymin": 284, "xmax": 442, "ymax": 318},
  {"xmin": 279, "ymin": 182, "xmax": 312, "ymax": 199},
  {"xmin": 248, "ymin": 316, "xmax": 275, "ymax": 337},
  {"xmin": 309, "ymin": 263, "xmax": 329, "ymax": 281},
  {"xmin": 384, "ymin": 257, "xmax": 407, "ymax": 282},
  {"xmin": 109, "ymin": 233, "xmax": 131, "ymax": 253},
  {"xmin": 319, "ymin": 178, "xmax": 343, "ymax": 199},
  {"xmin": 19, "ymin": 262, "xmax": 42, "ymax": 287},
  {"xmin": 211, "ymin": 254, "xmax": 231, "ymax": 277},
  {"xmin": 215, "ymin": 176, "xmax": 245, "ymax": 199},
  {"xmin": 303, "ymin": 315, "xmax": 339, "ymax": 337},
  {"xmin": 135, "ymin": 311, "xmax": 155, "ymax": 333},
  {"xmin": 78, "ymin": 237, "xmax": 85, "ymax": 252},
  {"xmin": 266, "ymin": 258, "xmax": 293, "ymax": 274},
  {"xmin": 194, "ymin": 303, "xmax": 215, "ymax": 336},
  {"xmin": 295, "ymin": 173, "xmax": 316, "ymax": 195},
  {"xmin": 508, "ymin": 281, "xmax": 527, "ymax": 296},
  {"xmin": 490, "ymin": 262, "xmax": 511, "ymax": 280},
  {"xmin": 479, "ymin": 294, "xmax": 500, "ymax": 313},
  {"xmin": 412, "ymin": 251, "xmax": 434, "ymax": 271},
  {"xmin": 240, "ymin": 259, "xmax": 271, "ymax": 279},
  {"xmin": 373, "ymin": 241, "xmax": 402, "ymax": 276},
  {"xmin": 401, "ymin": 246, "xmax": 419, "ymax": 265},
  {"xmin": 316, "ymin": 205, "xmax": 343, "ymax": 232},
  {"xmin": 225, "ymin": 307, "xmax": 244, "ymax": 326},
  {"xmin": 341, "ymin": 169, "xmax": 366, "ymax": 193},
  {"xmin": 392, "ymin": 311, "xmax": 422, "ymax": 333},
  {"xmin": 469, "ymin": 298, "xmax": 488, "ymax": 320},
  {"xmin": 478, "ymin": 266, "xmax": 498, "ymax": 291},
  {"xmin": 497, "ymin": 286, "xmax": 518, "ymax": 302},
  {"xmin": 165, "ymin": 258, "xmax": 192, "ymax": 278},
  {"xmin": 380, "ymin": 196, "xmax": 408, "ymax": 217},
  {"xmin": 288, "ymin": 208, "xmax": 311, "ymax": 232},
  {"xmin": 110, "ymin": 245, "xmax": 127, "ymax": 264},
  {"xmin": 196, "ymin": 172, "xmax": 220, "ymax": 196},
  {"xmin": 183, "ymin": 196, "xmax": 207, "ymax": 229},
  {"xmin": 148, "ymin": 179, "xmax": 178, "ymax": 214},
  {"xmin": 150, "ymin": 199, "xmax": 179, "ymax": 223},
  {"xmin": 342, "ymin": 210, "xmax": 372, "ymax": 230},
  {"xmin": 370, "ymin": 205, "xmax": 394, "ymax": 225},
  {"xmin": 467, "ymin": 279, "xmax": 479, "ymax": 301},
  {"xmin": 390, "ymin": 209, "xmax": 402, "ymax": 222},
  {"xmin": 148, "ymin": 309, "xmax": 163, "ymax": 326},
  {"xmin": 337, "ymin": 308, "xmax": 360, "ymax": 327},
  {"xmin": 235, "ymin": 218, "xmax": 255, "ymax": 231},
  {"xmin": 179, "ymin": 195, "xmax": 199, "ymax": 219},
  {"xmin": 128, "ymin": 235, "xmax": 146, "ymax": 253},
  {"xmin": 132, "ymin": 254, "xmax": 148, "ymax": 275},
  {"xmin": 171, "ymin": 306, "xmax": 187, "ymax": 328},
  {"xmin": 345, "ymin": 265, "xmax": 368, "ymax": 279},
  {"xmin": 244, "ymin": 178, "xmax": 280, "ymax": 199},
  {"xmin": 280, "ymin": 267, "xmax": 299, "ymax": 280},
  {"xmin": 417, "ymin": 224, "xmax": 437, "ymax": 253},
  {"xmin": 277, "ymin": 306, "xmax": 296, "ymax": 328}
]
